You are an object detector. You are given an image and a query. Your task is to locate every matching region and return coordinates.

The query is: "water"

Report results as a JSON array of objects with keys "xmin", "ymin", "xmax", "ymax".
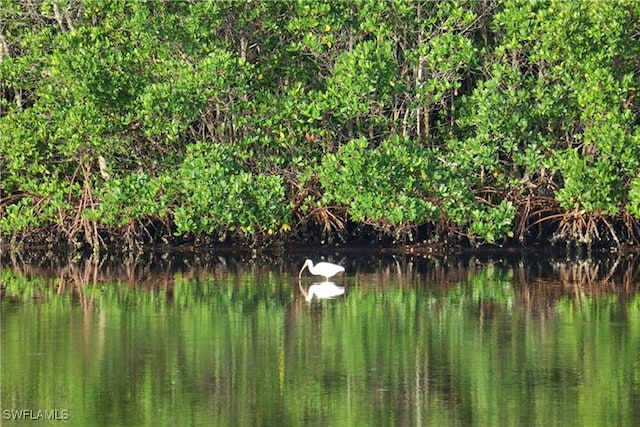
[{"xmin": 2, "ymin": 251, "xmax": 640, "ymax": 426}]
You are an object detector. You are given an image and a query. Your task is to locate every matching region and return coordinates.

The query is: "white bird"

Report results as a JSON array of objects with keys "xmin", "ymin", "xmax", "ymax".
[
  {"xmin": 298, "ymin": 281, "xmax": 345, "ymax": 302},
  {"xmin": 298, "ymin": 259, "xmax": 345, "ymax": 281}
]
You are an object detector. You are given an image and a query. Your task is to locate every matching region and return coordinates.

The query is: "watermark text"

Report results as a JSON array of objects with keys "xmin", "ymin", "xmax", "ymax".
[{"xmin": 2, "ymin": 409, "xmax": 69, "ymax": 421}]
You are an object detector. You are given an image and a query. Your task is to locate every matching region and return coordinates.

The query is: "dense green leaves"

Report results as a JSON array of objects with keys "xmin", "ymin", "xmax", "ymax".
[
  {"xmin": 319, "ymin": 137, "xmax": 438, "ymax": 225},
  {"xmin": 172, "ymin": 142, "xmax": 290, "ymax": 236},
  {"xmin": 1, "ymin": 0, "xmax": 639, "ymax": 248}
]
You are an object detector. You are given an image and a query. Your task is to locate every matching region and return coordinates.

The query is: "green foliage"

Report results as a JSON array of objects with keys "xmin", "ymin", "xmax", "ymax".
[
  {"xmin": 171, "ymin": 142, "xmax": 290, "ymax": 236},
  {"xmin": 319, "ymin": 137, "xmax": 438, "ymax": 225},
  {"xmin": 2, "ymin": 0, "xmax": 640, "ymax": 248},
  {"xmin": 627, "ymin": 175, "xmax": 640, "ymax": 219},
  {"xmin": 85, "ymin": 172, "xmax": 171, "ymax": 227},
  {"xmin": 326, "ymin": 39, "xmax": 399, "ymax": 119}
]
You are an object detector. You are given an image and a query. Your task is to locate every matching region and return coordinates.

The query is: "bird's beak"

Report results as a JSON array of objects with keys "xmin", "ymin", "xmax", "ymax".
[{"xmin": 298, "ymin": 264, "xmax": 307, "ymax": 279}]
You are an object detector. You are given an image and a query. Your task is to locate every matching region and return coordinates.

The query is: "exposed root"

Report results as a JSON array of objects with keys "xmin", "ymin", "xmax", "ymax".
[
  {"xmin": 291, "ymin": 173, "xmax": 346, "ymax": 240},
  {"xmin": 515, "ymin": 195, "xmax": 562, "ymax": 242},
  {"xmin": 59, "ymin": 157, "xmax": 103, "ymax": 253},
  {"xmin": 552, "ymin": 209, "xmax": 640, "ymax": 249},
  {"xmin": 305, "ymin": 205, "xmax": 346, "ymax": 235}
]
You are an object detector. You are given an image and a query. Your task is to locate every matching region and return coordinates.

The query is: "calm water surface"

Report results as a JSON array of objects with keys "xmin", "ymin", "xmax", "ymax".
[{"xmin": 2, "ymin": 251, "xmax": 640, "ymax": 426}]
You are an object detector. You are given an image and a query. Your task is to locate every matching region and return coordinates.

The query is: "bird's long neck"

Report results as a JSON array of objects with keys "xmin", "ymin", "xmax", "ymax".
[
  {"xmin": 298, "ymin": 281, "xmax": 309, "ymax": 300},
  {"xmin": 298, "ymin": 260, "xmax": 312, "ymax": 279}
]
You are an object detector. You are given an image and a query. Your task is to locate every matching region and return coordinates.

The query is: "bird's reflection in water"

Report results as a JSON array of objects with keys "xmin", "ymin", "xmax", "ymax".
[{"xmin": 298, "ymin": 281, "xmax": 345, "ymax": 302}]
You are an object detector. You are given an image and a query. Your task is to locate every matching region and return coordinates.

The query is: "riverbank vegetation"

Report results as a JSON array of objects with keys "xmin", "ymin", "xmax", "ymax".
[{"xmin": 2, "ymin": 0, "xmax": 640, "ymax": 252}]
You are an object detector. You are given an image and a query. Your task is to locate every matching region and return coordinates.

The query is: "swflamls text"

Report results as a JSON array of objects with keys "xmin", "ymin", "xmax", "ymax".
[{"xmin": 2, "ymin": 409, "xmax": 69, "ymax": 421}]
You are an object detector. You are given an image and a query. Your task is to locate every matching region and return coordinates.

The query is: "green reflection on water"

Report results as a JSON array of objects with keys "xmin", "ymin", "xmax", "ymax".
[{"xmin": 1, "ymin": 267, "xmax": 639, "ymax": 426}]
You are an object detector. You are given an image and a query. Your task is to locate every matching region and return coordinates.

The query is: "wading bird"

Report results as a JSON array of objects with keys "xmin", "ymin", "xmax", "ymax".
[
  {"xmin": 298, "ymin": 281, "xmax": 345, "ymax": 302},
  {"xmin": 298, "ymin": 259, "xmax": 345, "ymax": 281}
]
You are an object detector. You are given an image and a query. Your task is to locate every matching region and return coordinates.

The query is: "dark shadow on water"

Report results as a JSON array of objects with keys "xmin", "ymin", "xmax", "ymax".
[{"xmin": 2, "ymin": 245, "xmax": 640, "ymax": 307}]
